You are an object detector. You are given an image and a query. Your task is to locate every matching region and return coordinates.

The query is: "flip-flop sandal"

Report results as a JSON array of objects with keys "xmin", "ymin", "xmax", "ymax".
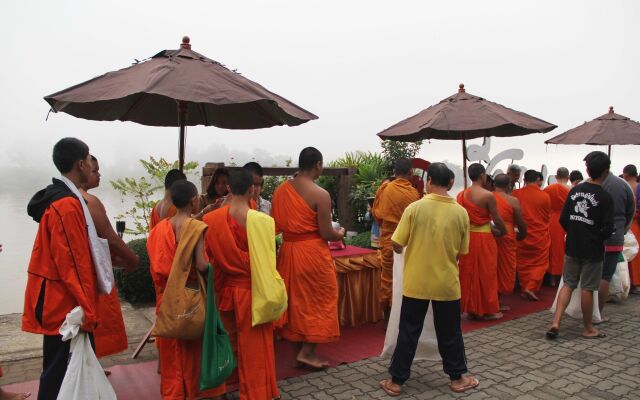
[
  {"xmin": 582, "ymin": 332, "xmax": 607, "ymax": 339},
  {"xmin": 450, "ymin": 377, "xmax": 480, "ymax": 393},
  {"xmin": 546, "ymin": 327, "xmax": 559, "ymax": 339},
  {"xmin": 379, "ymin": 379, "xmax": 401, "ymax": 397}
]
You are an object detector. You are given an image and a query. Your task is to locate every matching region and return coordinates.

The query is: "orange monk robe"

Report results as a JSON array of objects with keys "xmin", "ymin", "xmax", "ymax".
[
  {"xmin": 271, "ymin": 181, "xmax": 340, "ymax": 343},
  {"xmin": 149, "ymin": 203, "xmax": 177, "ymax": 230},
  {"xmin": 204, "ymin": 207, "xmax": 279, "ymax": 400},
  {"xmin": 372, "ymin": 178, "xmax": 420, "ymax": 308},
  {"xmin": 512, "ymin": 185, "xmax": 551, "ymax": 293},
  {"xmin": 456, "ymin": 190, "xmax": 499, "ymax": 315},
  {"xmin": 94, "ymin": 287, "xmax": 128, "ymax": 358},
  {"xmin": 629, "ymin": 211, "xmax": 640, "ymax": 286},
  {"xmin": 494, "ymin": 193, "xmax": 517, "ymax": 295},
  {"xmin": 543, "ymin": 183, "xmax": 570, "ymax": 276},
  {"xmin": 147, "ymin": 219, "xmax": 224, "ymax": 400}
]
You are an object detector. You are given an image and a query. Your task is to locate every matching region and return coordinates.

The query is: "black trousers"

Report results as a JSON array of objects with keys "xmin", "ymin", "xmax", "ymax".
[
  {"xmin": 389, "ymin": 296, "xmax": 468, "ymax": 385},
  {"xmin": 38, "ymin": 333, "xmax": 95, "ymax": 400}
]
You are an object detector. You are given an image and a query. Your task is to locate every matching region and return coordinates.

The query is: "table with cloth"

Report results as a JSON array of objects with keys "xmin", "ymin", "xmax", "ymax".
[{"xmin": 331, "ymin": 245, "xmax": 384, "ymax": 327}]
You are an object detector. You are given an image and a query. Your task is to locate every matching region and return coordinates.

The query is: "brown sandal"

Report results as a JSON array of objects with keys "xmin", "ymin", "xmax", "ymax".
[
  {"xmin": 450, "ymin": 376, "xmax": 480, "ymax": 393},
  {"xmin": 379, "ymin": 379, "xmax": 401, "ymax": 397}
]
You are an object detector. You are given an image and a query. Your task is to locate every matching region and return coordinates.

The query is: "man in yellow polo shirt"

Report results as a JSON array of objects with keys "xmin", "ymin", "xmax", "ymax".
[{"xmin": 379, "ymin": 163, "xmax": 479, "ymax": 396}]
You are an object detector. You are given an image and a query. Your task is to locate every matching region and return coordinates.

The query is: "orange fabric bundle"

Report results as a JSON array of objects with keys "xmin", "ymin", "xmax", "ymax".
[
  {"xmin": 456, "ymin": 190, "xmax": 499, "ymax": 315},
  {"xmin": 513, "ymin": 185, "xmax": 551, "ymax": 292},
  {"xmin": 543, "ymin": 183, "xmax": 569, "ymax": 276},
  {"xmin": 93, "ymin": 287, "xmax": 128, "ymax": 358},
  {"xmin": 271, "ymin": 181, "xmax": 340, "ymax": 343},
  {"xmin": 203, "ymin": 207, "xmax": 279, "ymax": 400}
]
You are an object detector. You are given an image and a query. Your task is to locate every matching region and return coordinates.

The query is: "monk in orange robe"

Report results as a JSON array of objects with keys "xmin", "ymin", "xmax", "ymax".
[
  {"xmin": 493, "ymin": 174, "xmax": 527, "ymax": 298},
  {"xmin": 543, "ymin": 167, "xmax": 571, "ymax": 286},
  {"xmin": 81, "ymin": 156, "xmax": 139, "ymax": 360},
  {"xmin": 147, "ymin": 180, "xmax": 224, "ymax": 400},
  {"xmin": 456, "ymin": 164, "xmax": 506, "ymax": 320},
  {"xmin": 512, "ymin": 170, "xmax": 551, "ymax": 301},
  {"xmin": 149, "ymin": 169, "xmax": 186, "ymax": 230},
  {"xmin": 24, "ymin": 138, "xmax": 99, "ymax": 400},
  {"xmin": 622, "ymin": 164, "xmax": 640, "ymax": 290},
  {"xmin": 272, "ymin": 147, "xmax": 345, "ymax": 369},
  {"xmin": 204, "ymin": 169, "xmax": 279, "ymax": 400},
  {"xmin": 372, "ymin": 158, "xmax": 420, "ymax": 314}
]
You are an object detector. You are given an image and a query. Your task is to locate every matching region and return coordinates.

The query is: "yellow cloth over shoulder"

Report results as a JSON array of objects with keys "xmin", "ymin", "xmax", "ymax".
[{"xmin": 247, "ymin": 209, "xmax": 288, "ymax": 327}]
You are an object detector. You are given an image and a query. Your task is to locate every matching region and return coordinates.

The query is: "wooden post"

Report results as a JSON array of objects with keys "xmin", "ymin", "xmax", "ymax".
[
  {"xmin": 608, "ymin": 145, "xmax": 612, "ymax": 158},
  {"xmin": 462, "ymin": 136, "xmax": 468, "ymax": 188},
  {"xmin": 336, "ymin": 168, "xmax": 357, "ymax": 231}
]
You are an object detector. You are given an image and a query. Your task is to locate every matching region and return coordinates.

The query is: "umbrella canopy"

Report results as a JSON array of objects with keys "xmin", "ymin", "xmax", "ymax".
[
  {"xmin": 545, "ymin": 107, "xmax": 640, "ymax": 156},
  {"xmin": 377, "ymin": 84, "xmax": 557, "ymax": 186},
  {"xmin": 45, "ymin": 36, "xmax": 318, "ymax": 168}
]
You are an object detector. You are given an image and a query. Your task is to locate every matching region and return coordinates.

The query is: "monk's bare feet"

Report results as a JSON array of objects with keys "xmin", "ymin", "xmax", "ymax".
[
  {"xmin": 296, "ymin": 353, "xmax": 329, "ymax": 370},
  {"xmin": 582, "ymin": 328, "xmax": 606, "ymax": 339},
  {"xmin": 499, "ymin": 304, "xmax": 511, "ymax": 311},
  {"xmin": 450, "ymin": 375, "xmax": 480, "ymax": 393},
  {"xmin": 481, "ymin": 312, "xmax": 503, "ymax": 321},
  {"xmin": 0, "ymin": 388, "xmax": 31, "ymax": 400},
  {"xmin": 593, "ymin": 316, "xmax": 610, "ymax": 325},
  {"xmin": 521, "ymin": 290, "xmax": 539, "ymax": 301},
  {"xmin": 464, "ymin": 312, "xmax": 480, "ymax": 320}
]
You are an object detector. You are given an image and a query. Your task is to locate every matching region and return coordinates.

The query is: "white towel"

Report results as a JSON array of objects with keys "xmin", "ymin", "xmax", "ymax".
[{"xmin": 60, "ymin": 175, "xmax": 114, "ymax": 294}]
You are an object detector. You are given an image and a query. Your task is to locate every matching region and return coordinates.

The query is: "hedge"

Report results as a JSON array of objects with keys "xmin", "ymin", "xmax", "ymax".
[{"xmin": 114, "ymin": 238, "xmax": 156, "ymax": 305}]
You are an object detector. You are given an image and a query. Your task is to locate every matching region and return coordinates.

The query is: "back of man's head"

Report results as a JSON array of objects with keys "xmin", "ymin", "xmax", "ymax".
[
  {"xmin": 569, "ymin": 170, "xmax": 583, "ymax": 183},
  {"xmin": 584, "ymin": 151, "xmax": 611, "ymax": 180},
  {"xmin": 52, "ymin": 137, "xmax": 89, "ymax": 174},
  {"xmin": 229, "ymin": 169, "xmax": 254, "ymax": 196},
  {"xmin": 394, "ymin": 158, "xmax": 412, "ymax": 176},
  {"xmin": 508, "ymin": 164, "xmax": 521, "ymax": 174},
  {"xmin": 170, "ymin": 180, "xmax": 198, "ymax": 209},
  {"xmin": 556, "ymin": 167, "xmax": 569, "ymax": 179},
  {"xmin": 494, "ymin": 173, "xmax": 510, "ymax": 189},
  {"xmin": 165, "ymin": 169, "xmax": 187, "ymax": 190},
  {"xmin": 523, "ymin": 169, "xmax": 540, "ymax": 183},
  {"xmin": 243, "ymin": 162, "xmax": 264, "ymax": 177},
  {"xmin": 468, "ymin": 163, "xmax": 486, "ymax": 182},
  {"xmin": 299, "ymin": 147, "xmax": 323, "ymax": 171},
  {"xmin": 623, "ymin": 164, "xmax": 638, "ymax": 178},
  {"xmin": 428, "ymin": 162, "xmax": 451, "ymax": 187}
]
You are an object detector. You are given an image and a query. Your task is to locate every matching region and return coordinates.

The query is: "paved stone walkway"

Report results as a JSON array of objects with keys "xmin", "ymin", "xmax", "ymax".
[{"xmin": 2, "ymin": 295, "xmax": 639, "ymax": 399}]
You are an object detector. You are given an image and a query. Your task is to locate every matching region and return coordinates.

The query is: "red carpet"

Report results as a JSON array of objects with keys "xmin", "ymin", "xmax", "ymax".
[{"xmin": 4, "ymin": 286, "xmax": 556, "ymax": 399}]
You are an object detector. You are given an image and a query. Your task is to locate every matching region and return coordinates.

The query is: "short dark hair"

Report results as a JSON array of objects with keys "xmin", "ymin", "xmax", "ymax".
[
  {"xmin": 394, "ymin": 158, "xmax": 412, "ymax": 176},
  {"xmin": 468, "ymin": 163, "xmax": 486, "ymax": 182},
  {"xmin": 90, "ymin": 155, "xmax": 97, "ymax": 162},
  {"xmin": 569, "ymin": 170, "xmax": 583, "ymax": 183},
  {"xmin": 298, "ymin": 147, "xmax": 323, "ymax": 171},
  {"xmin": 523, "ymin": 170, "xmax": 539, "ymax": 183},
  {"xmin": 229, "ymin": 169, "xmax": 254, "ymax": 195},
  {"xmin": 584, "ymin": 151, "xmax": 611, "ymax": 180},
  {"xmin": 427, "ymin": 162, "xmax": 451, "ymax": 187},
  {"xmin": 494, "ymin": 173, "xmax": 510, "ymax": 189},
  {"xmin": 164, "ymin": 169, "xmax": 187, "ymax": 189},
  {"xmin": 556, "ymin": 167, "xmax": 569, "ymax": 179},
  {"xmin": 170, "ymin": 180, "xmax": 198, "ymax": 209},
  {"xmin": 206, "ymin": 168, "xmax": 230, "ymax": 197},
  {"xmin": 623, "ymin": 164, "xmax": 638, "ymax": 177},
  {"xmin": 243, "ymin": 162, "xmax": 264, "ymax": 177},
  {"xmin": 508, "ymin": 164, "xmax": 521, "ymax": 173},
  {"xmin": 52, "ymin": 137, "xmax": 89, "ymax": 174}
]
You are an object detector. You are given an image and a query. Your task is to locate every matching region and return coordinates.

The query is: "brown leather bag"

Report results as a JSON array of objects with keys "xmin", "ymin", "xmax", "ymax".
[{"xmin": 153, "ymin": 219, "xmax": 208, "ymax": 340}]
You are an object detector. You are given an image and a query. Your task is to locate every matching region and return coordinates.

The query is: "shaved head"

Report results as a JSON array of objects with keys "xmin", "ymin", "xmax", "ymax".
[
  {"xmin": 556, "ymin": 167, "xmax": 569, "ymax": 179},
  {"xmin": 494, "ymin": 173, "xmax": 510, "ymax": 189}
]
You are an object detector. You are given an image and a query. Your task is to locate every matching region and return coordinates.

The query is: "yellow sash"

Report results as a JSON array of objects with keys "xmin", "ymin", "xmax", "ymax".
[{"xmin": 470, "ymin": 223, "xmax": 492, "ymax": 233}]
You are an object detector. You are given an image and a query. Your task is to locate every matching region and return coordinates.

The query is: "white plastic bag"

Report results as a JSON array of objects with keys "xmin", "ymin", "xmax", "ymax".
[
  {"xmin": 381, "ymin": 251, "xmax": 440, "ymax": 361},
  {"xmin": 550, "ymin": 278, "xmax": 601, "ymax": 323},
  {"xmin": 623, "ymin": 231, "xmax": 638, "ymax": 263},
  {"xmin": 609, "ymin": 254, "xmax": 630, "ymax": 302},
  {"xmin": 57, "ymin": 307, "xmax": 116, "ymax": 400}
]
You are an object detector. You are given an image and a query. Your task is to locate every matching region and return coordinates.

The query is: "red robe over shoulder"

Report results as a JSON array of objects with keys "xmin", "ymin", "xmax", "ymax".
[
  {"xmin": 150, "ymin": 203, "xmax": 177, "ymax": 230},
  {"xmin": 456, "ymin": 189, "xmax": 499, "ymax": 315},
  {"xmin": 512, "ymin": 185, "xmax": 551, "ymax": 293},
  {"xmin": 543, "ymin": 183, "xmax": 569, "ymax": 276},
  {"xmin": 147, "ymin": 219, "xmax": 224, "ymax": 400},
  {"xmin": 629, "ymin": 199, "xmax": 640, "ymax": 286},
  {"xmin": 203, "ymin": 206, "xmax": 279, "ymax": 400},
  {"xmin": 271, "ymin": 181, "xmax": 340, "ymax": 343},
  {"xmin": 494, "ymin": 193, "xmax": 517, "ymax": 295}
]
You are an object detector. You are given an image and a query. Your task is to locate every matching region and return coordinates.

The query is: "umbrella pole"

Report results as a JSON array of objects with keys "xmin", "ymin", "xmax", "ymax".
[
  {"xmin": 462, "ymin": 136, "xmax": 468, "ymax": 188},
  {"xmin": 607, "ymin": 145, "xmax": 612, "ymax": 158},
  {"xmin": 178, "ymin": 101, "xmax": 187, "ymax": 171}
]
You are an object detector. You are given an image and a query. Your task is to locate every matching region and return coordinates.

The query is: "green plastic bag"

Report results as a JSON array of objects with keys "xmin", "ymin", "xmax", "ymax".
[{"xmin": 199, "ymin": 265, "xmax": 236, "ymax": 391}]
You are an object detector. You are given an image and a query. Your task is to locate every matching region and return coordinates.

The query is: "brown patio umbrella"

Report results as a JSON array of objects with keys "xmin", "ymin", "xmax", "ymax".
[
  {"xmin": 377, "ymin": 84, "xmax": 557, "ymax": 186},
  {"xmin": 545, "ymin": 106, "xmax": 640, "ymax": 157},
  {"xmin": 44, "ymin": 36, "xmax": 318, "ymax": 170}
]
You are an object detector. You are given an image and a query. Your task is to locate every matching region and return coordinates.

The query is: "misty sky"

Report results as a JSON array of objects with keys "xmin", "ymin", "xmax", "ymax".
[{"xmin": 1, "ymin": 0, "xmax": 639, "ymax": 186}]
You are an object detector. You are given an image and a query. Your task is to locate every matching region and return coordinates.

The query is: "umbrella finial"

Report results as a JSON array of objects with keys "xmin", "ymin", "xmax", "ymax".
[
  {"xmin": 181, "ymin": 36, "xmax": 191, "ymax": 49},
  {"xmin": 609, "ymin": 106, "xmax": 614, "ymax": 114},
  {"xmin": 458, "ymin": 83, "xmax": 465, "ymax": 93}
]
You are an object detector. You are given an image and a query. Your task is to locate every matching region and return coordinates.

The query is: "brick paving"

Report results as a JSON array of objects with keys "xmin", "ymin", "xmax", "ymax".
[{"xmin": 2, "ymin": 295, "xmax": 639, "ymax": 399}]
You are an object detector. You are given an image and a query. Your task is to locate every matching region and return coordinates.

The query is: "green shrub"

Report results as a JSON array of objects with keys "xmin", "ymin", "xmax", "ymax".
[
  {"xmin": 114, "ymin": 238, "xmax": 156, "ymax": 305},
  {"xmin": 345, "ymin": 231, "xmax": 372, "ymax": 248}
]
